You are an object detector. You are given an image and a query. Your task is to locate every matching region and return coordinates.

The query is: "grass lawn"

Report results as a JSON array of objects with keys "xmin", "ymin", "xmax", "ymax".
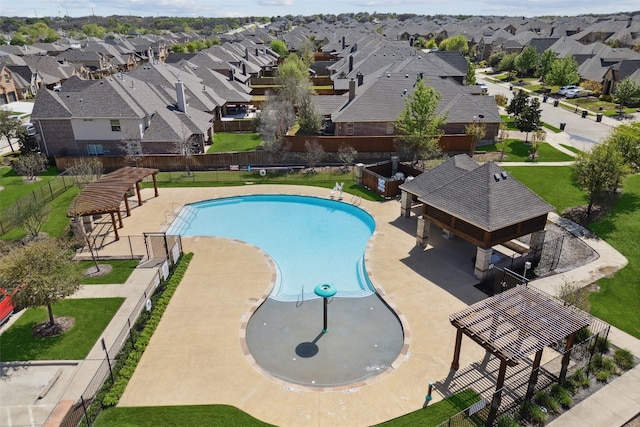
[
  {"xmin": 0, "ymin": 166, "xmax": 58, "ymax": 208},
  {"xmin": 476, "ymin": 139, "xmax": 575, "ymax": 163},
  {"xmin": 501, "ymin": 115, "xmax": 561, "ymax": 134},
  {"xmin": 144, "ymin": 170, "xmax": 384, "ymax": 202},
  {"xmin": 72, "ymin": 259, "xmax": 140, "ymax": 284},
  {"xmin": 0, "ymin": 298, "xmax": 124, "ymax": 361},
  {"xmin": 208, "ymin": 132, "xmax": 262, "ymax": 153},
  {"xmin": 94, "ymin": 390, "xmax": 478, "ymax": 427},
  {"xmin": 502, "ymin": 166, "xmax": 587, "ymax": 213},
  {"xmin": 0, "ymin": 186, "xmax": 80, "ymax": 240},
  {"xmin": 560, "ymin": 144, "xmax": 583, "ymax": 154},
  {"xmin": 588, "ymin": 174, "xmax": 640, "ymax": 339},
  {"xmin": 95, "ymin": 404, "xmax": 275, "ymax": 427}
]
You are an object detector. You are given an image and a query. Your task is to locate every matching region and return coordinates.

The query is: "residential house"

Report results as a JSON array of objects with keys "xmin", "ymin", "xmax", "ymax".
[
  {"xmin": 31, "ymin": 75, "xmax": 212, "ymax": 157},
  {"xmin": 0, "ymin": 66, "xmax": 19, "ymax": 104}
]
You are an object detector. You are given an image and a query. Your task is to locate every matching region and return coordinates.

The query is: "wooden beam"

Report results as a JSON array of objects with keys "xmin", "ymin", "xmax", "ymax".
[
  {"xmin": 525, "ymin": 348, "xmax": 544, "ymax": 401},
  {"xmin": 110, "ymin": 212, "xmax": 119, "ymax": 241},
  {"xmin": 486, "ymin": 358, "xmax": 508, "ymax": 427},
  {"xmin": 451, "ymin": 329, "xmax": 463, "ymax": 371},
  {"xmin": 560, "ymin": 332, "xmax": 576, "ymax": 381}
]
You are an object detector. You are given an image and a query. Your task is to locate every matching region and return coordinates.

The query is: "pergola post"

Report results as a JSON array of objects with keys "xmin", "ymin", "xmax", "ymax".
[
  {"xmin": 135, "ymin": 182, "xmax": 143, "ymax": 205},
  {"xmin": 124, "ymin": 195, "xmax": 131, "ymax": 217},
  {"xmin": 400, "ymin": 190, "xmax": 412, "ymax": 218},
  {"xmin": 559, "ymin": 332, "xmax": 577, "ymax": 381},
  {"xmin": 117, "ymin": 210, "xmax": 123, "ymax": 229},
  {"xmin": 152, "ymin": 174, "xmax": 159, "ymax": 197},
  {"xmin": 525, "ymin": 348, "xmax": 544, "ymax": 401},
  {"xmin": 110, "ymin": 212, "xmax": 119, "ymax": 241},
  {"xmin": 451, "ymin": 329, "xmax": 463, "ymax": 370},
  {"xmin": 486, "ymin": 358, "xmax": 507, "ymax": 427},
  {"xmin": 416, "ymin": 216, "xmax": 430, "ymax": 247},
  {"xmin": 474, "ymin": 247, "xmax": 493, "ymax": 280}
]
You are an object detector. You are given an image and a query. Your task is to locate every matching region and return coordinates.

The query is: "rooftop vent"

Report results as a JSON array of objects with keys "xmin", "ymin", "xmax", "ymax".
[
  {"xmin": 493, "ymin": 173, "xmax": 501, "ymax": 182},
  {"xmin": 501, "ymin": 171, "xmax": 508, "ymax": 179}
]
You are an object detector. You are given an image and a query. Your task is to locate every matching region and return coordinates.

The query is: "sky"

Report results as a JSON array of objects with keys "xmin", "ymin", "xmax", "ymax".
[{"xmin": 4, "ymin": 0, "xmax": 639, "ymax": 20}]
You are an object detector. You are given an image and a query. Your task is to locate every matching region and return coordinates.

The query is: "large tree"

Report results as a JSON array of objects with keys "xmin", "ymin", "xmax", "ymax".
[
  {"xmin": 573, "ymin": 143, "xmax": 628, "ymax": 217},
  {"xmin": 498, "ymin": 53, "xmax": 518, "ymax": 77},
  {"xmin": 515, "ymin": 46, "xmax": 539, "ymax": 77},
  {"xmin": 276, "ymin": 53, "xmax": 311, "ymax": 107},
  {"xmin": 439, "ymin": 35, "xmax": 468, "ymax": 54},
  {"xmin": 0, "ymin": 239, "xmax": 82, "ymax": 328},
  {"xmin": 269, "ymin": 39, "xmax": 288, "ymax": 57},
  {"xmin": 254, "ymin": 94, "xmax": 295, "ymax": 162},
  {"xmin": 602, "ymin": 121, "xmax": 640, "ymax": 172},
  {"xmin": 506, "ymin": 89, "xmax": 529, "ymax": 116},
  {"xmin": 394, "ymin": 78, "xmax": 446, "ymax": 165},
  {"xmin": 513, "ymin": 98, "xmax": 542, "ymax": 142},
  {"xmin": 536, "ymin": 49, "xmax": 556, "ymax": 82},
  {"xmin": 545, "ymin": 55, "xmax": 580, "ymax": 87}
]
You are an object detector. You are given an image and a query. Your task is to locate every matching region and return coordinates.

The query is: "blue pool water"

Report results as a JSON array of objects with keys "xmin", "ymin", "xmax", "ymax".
[{"xmin": 166, "ymin": 195, "xmax": 376, "ymax": 302}]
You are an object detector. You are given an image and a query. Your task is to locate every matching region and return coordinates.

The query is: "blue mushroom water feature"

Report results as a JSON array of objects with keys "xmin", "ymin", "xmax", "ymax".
[{"xmin": 314, "ymin": 283, "xmax": 337, "ymax": 333}]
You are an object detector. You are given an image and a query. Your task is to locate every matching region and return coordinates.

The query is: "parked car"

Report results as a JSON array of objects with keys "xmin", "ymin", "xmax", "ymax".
[
  {"xmin": 476, "ymin": 83, "xmax": 488, "ymax": 94},
  {"xmin": 565, "ymin": 88, "xmax": 591, "ymax": 99},
  {"xmin": 0, "ymin": 288, "xmax": 16, "ymax": 325},
  {"xmin": 558, "ymin": 85, "xmax": 579, "ymax": 96},
  {"xmin": 22, "ymin": 123, "xmax": 37, "ymax": 136}
]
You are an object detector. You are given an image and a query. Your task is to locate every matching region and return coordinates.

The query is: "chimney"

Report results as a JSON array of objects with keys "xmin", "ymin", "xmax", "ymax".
[
  {"xmin": 348, "ymin": 55, "xmax": 353, "ymax": 73},
  {"xmin": 349, "ymin": 78, "xmax": 356, "ymax": 102},
  {"xmin": 176, "ymin": 81, "xmax": 187, "ymax": 113},
  {"xmin": 245, "ymin": 47, "xmax": 249, "ymax": 59},
  {"xmin": 255, "ymin": 47, "xmax": 259, "ymax": 56},
  {"xmin": 242, "ymin": 62, "xmax": 246, "ymax": 75},
  {"xmin": 357, "ymin": 72, "xmax": 363, "ymax": 86},
  {"xmin": 409, "ymin": 37, "xmax": 414, "ymax": 47},
  {"xmin": 228, "ymin": 68, "xmax": 234, "ymax": 81},
  {"xmin": 342, "ymin": 36, "xmax": 346, "ymax": 49}
]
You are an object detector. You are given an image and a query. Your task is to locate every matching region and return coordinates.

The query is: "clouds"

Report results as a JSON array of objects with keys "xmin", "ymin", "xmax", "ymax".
[{"xmin": 257, "ymin": 0, "xmax": 293, "ymax": 5}]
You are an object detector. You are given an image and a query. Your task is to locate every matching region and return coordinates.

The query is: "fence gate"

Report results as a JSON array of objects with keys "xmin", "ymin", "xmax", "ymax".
[
  {"xmin": 535, "ymin": 231, "xmax": 564, "ymax": 275},
  {"xmin": 491, "ymin": 267, "xmax": 529, "ymax": 295}
]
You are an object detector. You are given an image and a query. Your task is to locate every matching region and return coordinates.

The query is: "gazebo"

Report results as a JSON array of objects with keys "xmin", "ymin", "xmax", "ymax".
[
  {"xmin": 449, "ymin": 285, "xmax": 591, "ymax": 426},
  {"xmin": 399, "ymin": 155, "xmax": 554, "ymax": 280},
  {"xmin": 67, "ymin": 167, "xmax": 159, "ymax": 241}
]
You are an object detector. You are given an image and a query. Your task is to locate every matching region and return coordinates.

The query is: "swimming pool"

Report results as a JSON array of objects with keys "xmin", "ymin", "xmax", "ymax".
[{"xmin": 167, "ymin": 195, "xmax": 376, "ymax": 302}]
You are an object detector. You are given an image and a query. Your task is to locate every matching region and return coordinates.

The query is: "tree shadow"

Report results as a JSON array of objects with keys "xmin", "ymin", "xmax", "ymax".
[{"xmin": 587, "ymin": 191, "xmax": 640, "ymax": 240}]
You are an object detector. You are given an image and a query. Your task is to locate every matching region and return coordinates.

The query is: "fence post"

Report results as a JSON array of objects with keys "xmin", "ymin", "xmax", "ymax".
[
  {"xmin": 101, "ymin": 338, "xmax": 115, "ymax": 384},
  {"xmin": 80, "ymin": 396, "xmax": 91, "ymax": 427},
  {"xmin": 128, "ymin": 236, "xmax": 134, "ymax": 260},
  {"xmin": 48, "ymin": 181, "xmax": 54, "ymax": 201},
  {"xmin": 127, "ymin": 318, "xmax": 135, "ymax": 347}
]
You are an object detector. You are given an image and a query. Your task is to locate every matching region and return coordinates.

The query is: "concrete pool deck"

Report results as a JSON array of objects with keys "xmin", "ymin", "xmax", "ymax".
[{"xmin": 81, "ymin": 184, "xmax": 633, "ymax": 426}]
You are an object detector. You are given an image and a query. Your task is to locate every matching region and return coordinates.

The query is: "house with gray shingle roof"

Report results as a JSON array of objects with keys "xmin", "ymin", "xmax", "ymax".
[
  {"xmin": 399, "ymin": 154, "xmax": 553, "ymax": 280},
  {"xmin": 31, "ymin": 74, "xmax": 212, "ymax": 157}
]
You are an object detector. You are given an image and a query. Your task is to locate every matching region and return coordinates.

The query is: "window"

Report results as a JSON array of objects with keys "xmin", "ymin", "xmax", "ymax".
[
  {"xmin": 87, "ymin": 144, "xmax": 104, "ymax": 155},
  {"xmin": 386, "ymin": 122, "xmax": 395, "ymax": 135},
  {"xmin": 110, "ymin": 119, "xmax": 121, "ymax": 132},
  {"xmin": 346, "ymin": 123, "xmax": 354, "ymax": 136},
  {"xmin": 3, "ymin": 74, "xmax": 9, "ymax": 83}
]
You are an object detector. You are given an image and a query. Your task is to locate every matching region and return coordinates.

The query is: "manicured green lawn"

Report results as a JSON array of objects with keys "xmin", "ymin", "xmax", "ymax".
[
  {"xmin": 72, "ymin": 259, "xmax": 139, "ymax": 284},
  {"xmin": 0, "ymin": 298, "xmax": 124, "ymax": 361},
  {"xmin": 588, "ymin": 175, "xmax": 640, "ymax": 339},
  {"xmin": 560, "ymin": 144, "xmax": 583, "ymax": 154},
  {"xmin": 377, "ymin": 389, "xmax": 480, "ymax": 426},
  {"xmin": 476, "ymin": 139, "xmax": 575, "ymax": 163},
  {"xmin": 0, "ymin": 166, "xmax": 58, "ymax": 208},
  {"xmin": 95, "ymin": 404, "xmax": 274, "ymax": 427},
  {"xmin": 501, "ymin": 115, "xmax": 561, "ymax": 134},
  {"xmin": 502, "ymin": 166, "xmax": 587, "ymax": 213},
  {"xmin": 208, "ymin": 132, "xmax": 263, "ymax": 153},
  {"xmin": 94, "ymin": 390, "xmax": 478, "ymax": 427},
  {"xmin": 0, "ymin": 186, "xmax": 80, "ymax": 240}
]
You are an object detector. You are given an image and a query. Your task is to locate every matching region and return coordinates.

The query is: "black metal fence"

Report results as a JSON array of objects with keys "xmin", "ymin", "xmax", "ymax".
[
  {"xmin": 60, "ymin": 233, "xmax": 182, "ymax": 427},
  {"xmin": 0, "ymin": 172, "xmax": 75, "ymax": 235}
]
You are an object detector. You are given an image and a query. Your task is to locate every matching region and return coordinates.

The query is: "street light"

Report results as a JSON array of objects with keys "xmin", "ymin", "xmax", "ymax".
[{"xmin": 523, "ymin": 261, "xmax": 532, "ymax": 281}]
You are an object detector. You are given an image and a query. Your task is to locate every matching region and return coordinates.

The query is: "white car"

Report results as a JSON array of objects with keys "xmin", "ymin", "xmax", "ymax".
[
  {"xmin": 22, "ymin": 123, "xmax": 37, "ymax": 136},
  {"xmin": 558, "ymin": 85, "xmax": 579, "ymax": 96},
  {"xmin": 565, "ymin": 88, "xmax": 591, "ymax": 99}
]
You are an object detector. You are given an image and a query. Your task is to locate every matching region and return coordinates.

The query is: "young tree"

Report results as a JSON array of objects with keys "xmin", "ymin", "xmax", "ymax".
[
  {"xmin": 581, "ymin": 80, "xmax": 603, "ymax": 97},
  {"xmin": 613, "ymin": 77, "xmax": 640, "ymax": 114},
  {"xmin": 174, "ymin": 122, "xmax": 198, "ymax": 176},
  {"xmin": 506, "ymin": 89, "xmax": 529, "ymax": 116},
  {"xmin": 337, "ymin": 143, "xmax": 357, "ymax": 171},
  {"xmin": 515, "ymin": 46, "xmax": 539, "ymax": 77},
  {"xmin": 497, "ymin": 122, "xmax": 508, "ymax": 161},
  {"xmin": 12, "ymin": 198, "xmax": 50, "ymax": 239},
  {"xmin": 528, "ymin": 129, "xmax": 546, "ymax": 162},
  {"xmin": 66, "ymin": 158, "xmax": 104, "ymax": 189},
  {"xmin": 12, "ymin": 152, "xmax": 48, "ymax": 182},
  {"xmin": 573, "ymin": 143, "xmax": 628, "ymax": 217},
  {"xmin": 120, "ymin": 129, "xmax": 144, "ymax": 167},
  {"xmin": 465, "ymin": 57, "xmax": 476, "ymax": 85},
  {"xmin": 297, "ymin": 94, "xmax": 322, "ymax": 135},
  {"xmin": 0, "ymin": 110, "xmax": 24, "ymax": 153},
  {"xmin": 304, "ymin": 139, "xmax": 324, "ymax": 172},
  {"xmin": 394, "ymin": 79, "xmax": 446, "ymax": 165},
  {"xmin": 498, "ymin": 53, "xmax": 518, "ymax": 77},
  {"xmin": 602, "ymin": 122, "xmax": 640, "ymax": 172},
  {"xmin": 255, "ymin": 94, "xmax": 295, "ymax": 163},
  {"xmin": 545, "ymin": 55, "xmax": 580, "ymax": 88},
  {"xmin": 464, "ymin": 121, "xmax": 485, "ymax": 156},
  {"xmin": 0, "ymin": 238, "xmax": 82, "ymax": 328},
  {"xmin": 513, "ymin": 98, "xmax": 542, "ymax": 142}
]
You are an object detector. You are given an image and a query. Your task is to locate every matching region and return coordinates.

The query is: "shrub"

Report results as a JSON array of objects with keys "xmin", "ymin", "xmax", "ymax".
[
  {"xmin": 596, "ymin": 369, "xmax": 611, "ymax": 383},
  {"xmin": 550, "ymin": 384, "xmax": 573, "ymax": 408},
  {"xmin": 601, "ymin": 357, "xmax": 618, "ymax": 375},
  {"xmin": 497, "ymin": 415, "xmax": 520, "ymax": 427},
  {"xmin": 575, "ymin": 327, "xmax": 591, "ymax": 343},
  {"xmin": 495, "ymin": 94, "xmax": 508, "ymax": 107},
  {"xmin": 570, "ymin": 368, "xmax": 591, "ymax": 389},
  {"xmin": 520, "ymin": 400, "xmax": 547, "ymax": 425},
  {"xmin": 613, "ymin": 348, "xmax": 634, "ymax": 371},
  {"xmin": 534, "ymin": 391, "xmax": 560, "ymax": 414},
  {"xmin": 599, "ymin": 94, "xmax": 613, "ymax": 102},
  {"xmin": 594, "ymin": 336, "xmax": 610, "ymax": 354},
  {"xmin": 590, "ymin": 353, "xmax": 604, "ymax": 370}
]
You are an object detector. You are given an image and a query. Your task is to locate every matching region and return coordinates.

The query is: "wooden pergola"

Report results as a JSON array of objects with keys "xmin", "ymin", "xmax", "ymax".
[
  {"xmin": 449, "ymin": 286, "xmax": 590, "ymax": 426},
  {"xmin": 67, "ymin": 167, "xmax": 159, "ymax": 241}
]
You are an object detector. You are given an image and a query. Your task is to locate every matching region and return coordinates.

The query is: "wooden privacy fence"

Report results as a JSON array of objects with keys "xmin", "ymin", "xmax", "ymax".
[{"xmin": 360, "ymin": 161, "xmax": 424, "ymax": 199}]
